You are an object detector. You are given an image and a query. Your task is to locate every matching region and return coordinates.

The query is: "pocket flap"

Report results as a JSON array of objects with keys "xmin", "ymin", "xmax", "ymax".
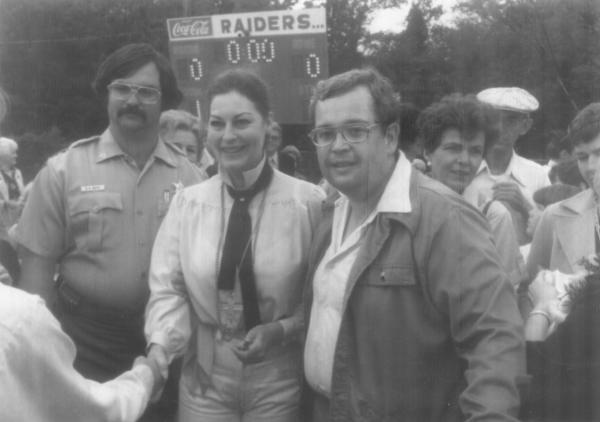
[
  {"xmin": 69, "ymin": 192, "xmax": 123, "ymax": 216},
  {"xmin": 364, "ymin": 266, "xmax": 416, "ymax": 286}
]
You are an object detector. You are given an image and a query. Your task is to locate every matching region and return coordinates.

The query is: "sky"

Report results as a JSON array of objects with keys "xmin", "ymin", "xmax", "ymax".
[{"xmin": 369, "ymin": 0, "xmax": 460, "ymax": 33}]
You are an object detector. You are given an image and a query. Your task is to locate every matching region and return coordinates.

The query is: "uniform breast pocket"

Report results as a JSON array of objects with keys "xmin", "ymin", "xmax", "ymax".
[{"xmin": 68, "ymin": 192, "xmax": 123, "ymax": 252}]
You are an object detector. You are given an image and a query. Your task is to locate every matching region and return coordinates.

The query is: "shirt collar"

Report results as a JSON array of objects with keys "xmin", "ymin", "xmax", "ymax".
[
  {"xmin": 96, "ymin": 129, "xmax": 177, "ymax": 167},
  {"xmin": 219, "ymin": 155, "xmax": 267, "ymax": 190},
  {"xmin": 335, "ymin": 151, "xmax": 412, "ymax": 220},
  {"xmin": 375, "ymin": 152, "xmax": 412, "ymax": 214},
  {"xmin": 476, "ymin": 151, "xmax": 526, "ymax": 187}
]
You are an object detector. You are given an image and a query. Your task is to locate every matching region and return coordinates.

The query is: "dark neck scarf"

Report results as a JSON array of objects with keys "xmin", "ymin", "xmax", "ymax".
[{"xmin": 217, "ymin": 162, "xmax": 273, "ymax": 331}]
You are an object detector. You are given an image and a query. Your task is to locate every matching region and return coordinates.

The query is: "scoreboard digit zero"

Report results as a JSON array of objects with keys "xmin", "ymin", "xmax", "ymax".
[{"xmin": 167, "ymin": 8, "xmax": 329, "ymax": 124}]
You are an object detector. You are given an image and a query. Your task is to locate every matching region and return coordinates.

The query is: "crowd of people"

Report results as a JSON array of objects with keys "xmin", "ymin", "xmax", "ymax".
[{"xmin": 2, "ymin": 41, "xmax": 600, "ymax": 422}]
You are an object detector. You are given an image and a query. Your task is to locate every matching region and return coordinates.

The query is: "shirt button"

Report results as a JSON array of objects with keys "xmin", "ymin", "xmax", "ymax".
[
  {"xmin": 136, "ymin": 210, "xmax": 143, "ymax": 216},
  {"xmin": 138, "ymin": 240, "xmax": 144, "ymax": 246}
]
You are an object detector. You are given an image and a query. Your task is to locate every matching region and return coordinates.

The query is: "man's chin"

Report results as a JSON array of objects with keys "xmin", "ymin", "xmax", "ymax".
[{"xmin": 117, "ymin": 117, "xmax": 148, "ymax": 132}]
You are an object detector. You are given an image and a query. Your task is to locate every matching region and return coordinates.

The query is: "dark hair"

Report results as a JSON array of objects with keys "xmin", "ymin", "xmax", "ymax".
[
  {"xmin": 417, "ymin": 93, "xmax": 496, "ymax": 154},
  {"xmin": 548, "ymin": 158, "xmax": 587, "ymax": 187},
  {"xmin": 206, "ymin": 69, "xmax": 271, "ymax": 118},
  {"xmin": 309, "ymin": 67, "xmax": 398, "ymax": 127},
  {"xmin": 92, "ymin": 43, "xmax": 182, "ymax": 111},
  {"xmin": 567, "ymin": 102, "xmax": 600, "ymax": 147},
  {"xmin": 279, "ymin": 152, "xmax": 297, "ymax": 176},
  {"xmin": 544, "ymin": 130, "xmax": 570, "ymax": 159}
]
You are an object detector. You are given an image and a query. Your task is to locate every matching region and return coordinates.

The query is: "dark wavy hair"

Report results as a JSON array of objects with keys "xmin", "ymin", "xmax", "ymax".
[
  {"xmin": 206, "ymin": 69, "xmax": 271, "ymax": 119},
  {"xmin": 567, "ymin": 102, "xmax": 600, "ymax": 147},
  {"xmin": 418, "ymin": 93, "xmax": 497, "ymax": 154},
  {"xmin": 309, "ymin": 67, "xmax": 398, "ymax": 128},
  {"xmin": 92, "ymin": 43, "xmax": 182, "ymax": 111}
]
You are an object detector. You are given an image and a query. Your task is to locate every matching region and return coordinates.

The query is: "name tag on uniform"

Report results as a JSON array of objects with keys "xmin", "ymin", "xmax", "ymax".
[{"xmin": 80, "ymin": 184, "xmax": 105, "ymax": 192}]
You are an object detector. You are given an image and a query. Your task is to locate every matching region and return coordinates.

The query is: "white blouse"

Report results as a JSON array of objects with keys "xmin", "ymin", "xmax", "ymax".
[{"xmin": 144, "ymin": 168, "xmax": 324, "ymax": 378}]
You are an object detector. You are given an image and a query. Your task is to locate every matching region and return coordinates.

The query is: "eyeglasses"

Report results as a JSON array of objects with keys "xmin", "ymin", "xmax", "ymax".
[
  {"xmin": 107, "ymin": 82, "xmax": 161, "ymax": 104},
  {"xmin": 309, "ymin": 123, "xmax": 380, "ymax": 147}
]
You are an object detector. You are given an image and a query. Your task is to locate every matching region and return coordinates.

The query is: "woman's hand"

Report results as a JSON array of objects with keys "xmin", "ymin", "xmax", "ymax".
[
  {"xmin": 146, "ymin": 344, "xmax": 169, "ymax": 401},
  {"xmin": 147, "ymin": 343, "xmax": 169, "ymax": 382},
  {"xmin": 231, "ymin": 322, "xmax": 284, "ymax": 364}
]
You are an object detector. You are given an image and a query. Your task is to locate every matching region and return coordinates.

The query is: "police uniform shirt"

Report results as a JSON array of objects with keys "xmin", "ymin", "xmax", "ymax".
[{"xmin": 16, "ymin": 129, "xmax": 203, "ymax": 311}]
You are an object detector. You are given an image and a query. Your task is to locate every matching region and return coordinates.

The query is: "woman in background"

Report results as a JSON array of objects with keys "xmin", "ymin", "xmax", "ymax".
[{"xmin": 419, "ymin": 93, "xmax": 526, "ymax": 288}]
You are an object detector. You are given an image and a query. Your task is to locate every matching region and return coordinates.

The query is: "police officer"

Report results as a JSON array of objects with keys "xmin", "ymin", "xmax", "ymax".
[{"xmin": 16, "ymin": 43, "xmax": 203, "ymax": 383}]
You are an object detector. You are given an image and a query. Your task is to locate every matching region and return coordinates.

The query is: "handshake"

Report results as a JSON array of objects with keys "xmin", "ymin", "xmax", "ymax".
[{"xmin": 133, "ymin": 343, "xmax": 170, "ymax": 402}]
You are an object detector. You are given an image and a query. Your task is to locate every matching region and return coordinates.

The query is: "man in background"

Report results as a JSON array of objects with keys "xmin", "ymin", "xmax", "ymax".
[{"xmin": 464, "ymin": 87, "xmax": 550, "ymax": 244}]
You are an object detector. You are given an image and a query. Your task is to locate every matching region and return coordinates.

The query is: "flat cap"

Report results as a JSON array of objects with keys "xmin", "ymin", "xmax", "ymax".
[{"xmin": 477, "ymin": 87, "xmax": 539, "ymax": 113}]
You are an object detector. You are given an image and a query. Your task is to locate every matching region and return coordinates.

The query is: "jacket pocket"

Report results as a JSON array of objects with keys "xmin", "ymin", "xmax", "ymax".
[
  {"xmin": 68, "ymin": 192, "xmax": 123, "ymax": 251},
  {"xmin": 361, "ymin": 265, "xmax": 416, "ymax": 287}
]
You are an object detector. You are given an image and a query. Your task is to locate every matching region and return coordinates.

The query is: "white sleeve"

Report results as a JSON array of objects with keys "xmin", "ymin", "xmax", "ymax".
[
  {"xmin": 144, "ymin": 191, "xmax": 192, "ymax": 362},
  {"xmin": 0, "ymin": 290, "xmax": 153, "ymax": 422}
]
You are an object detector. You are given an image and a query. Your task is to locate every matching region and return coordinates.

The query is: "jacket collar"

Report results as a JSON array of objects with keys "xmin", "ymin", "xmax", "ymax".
[
  {"xmin": 316, "ymin": 164, "xmax": 425, "ymax": 253},
  {"xmin": 557, "ymin": 188, "xmax": 596, "ymax": 215},
  {"xmin": 95, "ymin": 129, "xmax": 177, "ymax": 167},
  {"xmin": 553, "ymin": 189, "xmax": 597, "ymax": 270}
]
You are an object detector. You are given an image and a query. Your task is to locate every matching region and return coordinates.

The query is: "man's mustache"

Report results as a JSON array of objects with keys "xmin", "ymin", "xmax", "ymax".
[{"xmin": 118, "ymin": 106, "xmax": 146, "ymax": 121}]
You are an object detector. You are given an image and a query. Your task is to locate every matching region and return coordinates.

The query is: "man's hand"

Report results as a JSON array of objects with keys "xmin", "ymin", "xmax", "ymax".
[
  {"xmin": 133, "ymin": 355, "xmax": 164, "ymax": 401},
  {"xmin": 231, "ymin": 322, "xmax": 284, "ymax": 364},
  {"xmin": 133, "ymin": 355, "xmax": 161, "ymax": 383},
  {"xmin": 492, "ymin": 181, "xmax": 531, "ymax": 216}
]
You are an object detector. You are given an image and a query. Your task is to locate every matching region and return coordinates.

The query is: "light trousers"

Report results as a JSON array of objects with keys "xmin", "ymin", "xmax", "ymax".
[{"xmin": 178, "ymin": 337, "xmax": 302, "ymax": 422}]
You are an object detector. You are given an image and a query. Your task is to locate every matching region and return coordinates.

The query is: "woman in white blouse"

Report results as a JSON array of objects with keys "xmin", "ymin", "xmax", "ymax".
[{"xmin": 144, "ymin": 69, "xmax": 323, "ymax": 421}]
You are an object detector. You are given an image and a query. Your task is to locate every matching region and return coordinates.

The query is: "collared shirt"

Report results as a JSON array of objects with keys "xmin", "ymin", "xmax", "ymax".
[
  {"xmin": 145, "ymin": 169, "xmax": 324, "ymax": 379},
  {"xmin": 304, "ymin": 153, "xmax": 412, "ymax": 396},
  {"xmin": 463, "ymin": 151, "xmax": 550, "ymax": 209},
  {"xmin": 0, "ymin": 284, "xmax": 154, "ymax": 422},
  {"xmin": 16, "ymin": 129, "xmax": 203, "ymax": 310}
]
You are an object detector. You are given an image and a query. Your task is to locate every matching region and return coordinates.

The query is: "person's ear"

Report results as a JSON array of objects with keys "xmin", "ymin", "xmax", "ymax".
[
  {"xmin": 519, "ymin": 116, "xmax": 533, "ymax": 135},
  {"xmin": 385, "ymin": 122, "xmax": 399, "ymax": 153}
]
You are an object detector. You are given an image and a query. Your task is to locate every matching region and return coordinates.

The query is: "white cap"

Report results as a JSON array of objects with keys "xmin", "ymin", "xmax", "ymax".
[{"xmin": 477, "ymin": 87, "xmax": 539, "ymax": 113}]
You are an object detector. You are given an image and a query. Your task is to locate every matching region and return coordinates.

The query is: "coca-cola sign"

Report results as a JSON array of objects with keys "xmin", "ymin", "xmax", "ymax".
[{"xmin": 169, "ymin": 18, "xmax": 212, "ymax": 40}]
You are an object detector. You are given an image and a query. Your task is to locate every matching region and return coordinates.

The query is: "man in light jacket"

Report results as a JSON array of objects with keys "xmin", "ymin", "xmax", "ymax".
[{"xmin": 302, "ymin": 68, "xmax": 526, "ymax": 421}]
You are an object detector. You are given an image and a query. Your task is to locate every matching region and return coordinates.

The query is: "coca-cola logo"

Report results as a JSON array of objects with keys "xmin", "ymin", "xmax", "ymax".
[{"xmin": 171, "ymin": 19, "xmax": 212, "ymax": 38}]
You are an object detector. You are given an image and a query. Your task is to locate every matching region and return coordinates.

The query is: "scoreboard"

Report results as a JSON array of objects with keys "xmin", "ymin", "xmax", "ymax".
[{"xmin": 167, "ymin": 8, "xmax": 329, "ymax": 124}]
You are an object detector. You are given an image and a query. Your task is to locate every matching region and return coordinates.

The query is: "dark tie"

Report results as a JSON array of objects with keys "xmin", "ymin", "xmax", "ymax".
[{"xmin": 217, "ymin": 163, "xmax": 273, "ymax": 331}]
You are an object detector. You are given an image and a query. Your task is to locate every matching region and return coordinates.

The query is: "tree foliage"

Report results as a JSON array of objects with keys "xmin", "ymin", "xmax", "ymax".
[
  {"xmin": 1, "ymin": 0, "xmax": 600, "ymax": 180},
  {"xmin": 366, "ymin": 0, "xmax": 600, "ymax": 157}
]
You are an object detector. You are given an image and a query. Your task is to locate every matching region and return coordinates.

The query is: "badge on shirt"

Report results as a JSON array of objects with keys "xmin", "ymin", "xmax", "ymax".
[
  {"xmin": 157, "ymin": 181, "xmax": 184, "ymax": 216},
  {"xmin": 80, "ymin": 184, "xmax": 105, "ymax": 192}
]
